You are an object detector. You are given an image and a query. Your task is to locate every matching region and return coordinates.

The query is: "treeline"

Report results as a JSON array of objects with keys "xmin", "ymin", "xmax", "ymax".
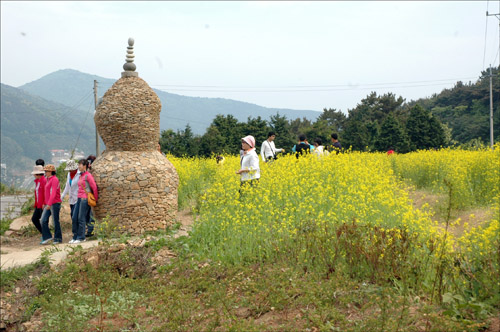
[{"xmin": 160, "ymin": 67, "xmax": 499, "ymax": 157}]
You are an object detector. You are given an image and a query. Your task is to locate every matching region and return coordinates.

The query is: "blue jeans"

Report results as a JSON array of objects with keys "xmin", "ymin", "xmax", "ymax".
[
  {"xmin": 72, "ymin": 198, "xmax": 90, "ymax": 240},
  {"xmin": 41, "ymin": 203, "xmax": 62, "ymax": 242},
  {"xmin": 70, "ymin": 203, "xmax": 75, "ymax": 219},
  {"xmin": 87, "ymin": 208, "xmax": 95, "ymax": 236}
]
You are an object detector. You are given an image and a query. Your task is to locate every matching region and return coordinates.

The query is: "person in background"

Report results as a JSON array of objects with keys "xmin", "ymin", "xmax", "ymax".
[
  {"xmin": 157, "ymin": 142, "xmax": 166, "ymax": 156},
  {"xmin": 86, "ymin": 155, "xmax": 96, "ymax": 170},
  {"xmin": 216, "ymin": 155, "xmax": 225, "ymax": 165},
  {"xmin": 236, "ymin": 135, "xmax": 260, "ymax": 187},
  {"xmin": 313, "ymin": 138, "xmax": 327, "ymax": 157},
  {"xmin": 70, "ymin": 159, "xmax": 98, "ymax": 244},
  {"xmin": 60, "ymin": 160, "xmax": 81, "ymax": 219},
  {"xmin": 85, "ymin": 155, "xmax": 97, "ymax": 237},
  {"xmin": 387, "ymin": 146, "xmax": 395, "ymax": 155},
  {"xmin": 40, "ymin": 164, "xmax": 62, "ymax": 244},
  {"xmin": 30, "ymin": 165, "xmax": 46, "ymax": 236},
  {"xmin": 260, "ymin": 131, "xmax": 285, "ymax": 163},
  {"xmin": 331, "ymin": 133, "xmax": 342, "ymax": 155},
  {"xmin": 292, "ymin": 134, "xmax": 313, "ymax": 159},
  {"xmin": 35, "ymin": 159, "xmax": 45, "ymax": 167}
]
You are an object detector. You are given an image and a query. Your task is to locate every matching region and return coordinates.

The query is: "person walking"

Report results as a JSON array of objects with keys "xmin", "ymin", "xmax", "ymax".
[
  {"xmin": 85, "ymin": 155, "xmax": 97, "ymax": 237},
  {"xmin": 260, "ymin": 131, "xmax": 285, "ymax": 163},
  {"xmin": 236, "ymin": 135, "xmax": 260, "ymax": 187},
  {"xmin": 40, "ymin": 164, "xmax": 62, "ymax": 244},
  {"xmin": 30, "ymin": 165, "xmax": 46, "ymax": 236},
  {"xmin": 70, "ymin": 159, "xmax": 98, "ymax": 244},
  {"xmin": 60, "ymin": 160, "xmax": 80, "ymax": 219}
]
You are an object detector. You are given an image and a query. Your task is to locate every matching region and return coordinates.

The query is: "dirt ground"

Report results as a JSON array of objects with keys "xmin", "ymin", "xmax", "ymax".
[
  {"xmin": 0, "ymin": 204, "xmax": 195, "ymax": 271},
  {"xmin": 407, "ymin": 189, "xmax": 495, "ymax": 237}
]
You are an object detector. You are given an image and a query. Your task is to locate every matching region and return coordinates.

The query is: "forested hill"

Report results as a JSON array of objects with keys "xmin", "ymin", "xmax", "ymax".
[
  {"xmin": 19, "ymin": 69, "xmax": 321, "ymax": 135},
  {"xmin": 409, "ymin": 67, "xmax": 499, "ymax": 145},
  {"xmin": 0, "ymin": 83, "xmax": 95, "ymax": 173}
]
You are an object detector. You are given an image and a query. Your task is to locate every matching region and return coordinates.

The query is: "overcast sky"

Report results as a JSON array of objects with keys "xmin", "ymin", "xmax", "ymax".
[{"xmin": 1, "ymin": 1, "xmax": 499, "ymax": 113}]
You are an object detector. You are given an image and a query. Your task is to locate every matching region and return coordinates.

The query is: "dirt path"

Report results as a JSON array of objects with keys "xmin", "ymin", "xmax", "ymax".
[{"xmin": 0, "ymin": 206, "xmax": 195, "ymax": 271}]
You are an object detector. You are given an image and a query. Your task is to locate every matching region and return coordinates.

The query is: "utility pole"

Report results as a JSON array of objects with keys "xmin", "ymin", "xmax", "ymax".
[
  {"xmin": 94, "ymin": 80, "xmax": 101, "ymax": 156},
  {"xmin": 486, "ymin": 10, "xmax": 499, "ymax": 149},
  {"xmin": 489, "ymin": 66, "xmax": 494, "ymax": 149}
]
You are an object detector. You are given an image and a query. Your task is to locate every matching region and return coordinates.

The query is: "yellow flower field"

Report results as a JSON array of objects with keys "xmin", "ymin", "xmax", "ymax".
[{"xmin": 169, "ymin": 147, "xmax": 499, "ymax": 303}]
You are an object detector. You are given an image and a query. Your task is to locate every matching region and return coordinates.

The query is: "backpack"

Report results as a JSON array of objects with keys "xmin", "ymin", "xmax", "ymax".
[{"xmin": 295, "ymin": 142, "xmax": 310, "ymax": 159}]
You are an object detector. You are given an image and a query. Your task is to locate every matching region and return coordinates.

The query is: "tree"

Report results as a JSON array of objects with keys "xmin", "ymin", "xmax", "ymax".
[
  {"xmin": 199, "ymin": 125, "xmax": 225, "ymax": 156},
  {"xmin": 375, "ymin": 114, "xmax": 410, "ymax": 153},
  {"xmin": 242, "ymin": 116, "xmax": 270, "ymax": 149},
  {"xmin": 208, "ymin": 114, "xmax": 243, "ymax": 154},
  {"xmin": 318, "ymin": 108, "xmax": 347, "ymax": 133},
  {"xmin": 406, "ymin": 104, "xmax": 446, "ymax": 150},
  {"xmin": 342, "ymin": 117, "xmax": 370, "ymax": 151},
  {"xmin": 269, "ymin": 113, "xmax": 295, "ymax": 150}
]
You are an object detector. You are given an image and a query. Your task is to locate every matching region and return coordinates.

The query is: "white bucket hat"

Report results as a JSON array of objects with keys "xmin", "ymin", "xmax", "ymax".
[
  {"xmin": 64, "ymin": 160, "xmax": 78, "ymax": 171},
  {"xmin": 31, "ymin": 165, "xmax": 45, "ymax": 175}
]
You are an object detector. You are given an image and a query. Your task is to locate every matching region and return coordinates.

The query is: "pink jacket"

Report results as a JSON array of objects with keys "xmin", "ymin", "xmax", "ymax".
[
  {"xmin": 34, "ymin": 176, "xmax": 46, "ymax": 209},
  {"xmin": 77, "ymin": 171, "xmax": 98, "ymax": 201},
  {"xmin": 44, "ymin": 176, "xmax": 61, "ymax": 206}
]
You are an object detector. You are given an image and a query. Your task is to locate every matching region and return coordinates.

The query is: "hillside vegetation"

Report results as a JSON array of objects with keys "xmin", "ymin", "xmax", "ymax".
[{"xmin": 0, "ymin": 84, "xmax": 95, "ymax": 174}]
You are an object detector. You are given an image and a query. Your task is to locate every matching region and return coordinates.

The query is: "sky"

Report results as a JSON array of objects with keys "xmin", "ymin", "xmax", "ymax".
[{"xmin": 1, "ymin": 1, "xmax": 499, "ymax": 113}]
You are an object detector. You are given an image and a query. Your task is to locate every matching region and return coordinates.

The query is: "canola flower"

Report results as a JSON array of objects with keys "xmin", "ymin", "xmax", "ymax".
[{"xmin": 169, "ymin": 148, "xmax": 499, "ymax": 301}]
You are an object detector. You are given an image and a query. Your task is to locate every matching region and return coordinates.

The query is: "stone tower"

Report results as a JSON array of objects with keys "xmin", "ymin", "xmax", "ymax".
[{"xmin": 92, "ymin": 38, "xmax": 179, "ymax": 234}]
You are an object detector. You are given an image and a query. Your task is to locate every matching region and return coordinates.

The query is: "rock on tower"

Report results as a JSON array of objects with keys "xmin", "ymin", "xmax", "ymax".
[{"xmin": 92, "ymin": 38, "xmax": 179, "ymax": 234}]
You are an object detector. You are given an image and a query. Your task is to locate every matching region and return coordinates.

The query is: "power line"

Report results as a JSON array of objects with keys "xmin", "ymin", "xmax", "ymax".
[
  {"xmin": 149, "ymin": 76, "xmax": 478, "ymax": 90},
  {"xmin": 71, "ymin": 98, "xmax": 95, "ymax": 158},
  {"xmin": 152, "ymin": 81, "xmax": 473, "ymax": 93}
]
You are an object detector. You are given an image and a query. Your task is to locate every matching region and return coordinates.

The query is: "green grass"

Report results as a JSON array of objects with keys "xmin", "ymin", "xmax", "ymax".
[
  {"xmin": 0, "ymin": 236, "xmax": 496, "ymax": 332},
  {"xmin": 0, "ymin": 217, "xmax": 14, "ymax": 236}
]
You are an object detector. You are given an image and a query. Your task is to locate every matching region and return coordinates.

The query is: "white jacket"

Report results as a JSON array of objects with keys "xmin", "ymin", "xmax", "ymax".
[
  {"xmin": 240, "ymin": 149, "xmax": 260, "ymax": 181},
  {"xmin": 61, "ymin": 171, "xmax": 81, "ymax": 205},
  {"xmin": 260, "ymin": 140, "xmax": 283, "ymax": 162}
]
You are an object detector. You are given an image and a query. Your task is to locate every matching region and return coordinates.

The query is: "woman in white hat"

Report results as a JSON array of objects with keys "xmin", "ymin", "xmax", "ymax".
[
  {"xmin": 236, "ymin": 135, "xmax": 260, "ymax": 187},
  {"xmin": 60, "ymin": 160, "xmax": 81, "ymax": 219},
  {"xmin": 30, "ymin": 165, "xmax": 46, "ymax": 235}
]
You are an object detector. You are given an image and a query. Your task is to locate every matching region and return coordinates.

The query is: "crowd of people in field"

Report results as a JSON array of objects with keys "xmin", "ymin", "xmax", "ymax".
[
  {"xmin": 235, "ymin": 132, "xmax": 342, "ymax": 188},
  {"xmin": 30, "ymin": 133, "xmax": 342, "ymax": 244},
  {"xmin": 30, "ymin": 155, "xmax": 98, "ymax": 245}
]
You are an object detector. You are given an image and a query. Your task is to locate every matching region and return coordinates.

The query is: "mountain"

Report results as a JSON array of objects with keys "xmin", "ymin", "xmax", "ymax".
[
  {"xmin": 1, "ymin": 83, "xmax": 95, "ymax": 179},
  {"xmin": 19, "ymin": 69, "xmax": 322, "ymax": 135}
]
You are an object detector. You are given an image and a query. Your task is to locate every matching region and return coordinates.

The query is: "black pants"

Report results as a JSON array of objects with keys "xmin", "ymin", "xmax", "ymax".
[{"xmin": 31, "ymin": 208, "xmax": 43, "ymax": 234}]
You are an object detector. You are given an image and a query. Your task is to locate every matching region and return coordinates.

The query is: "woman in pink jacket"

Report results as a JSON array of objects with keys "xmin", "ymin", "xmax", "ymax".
[
  {"xmin": 69, "ymin": 159, "xmax": 98, "ymax": 244},
  {"xmin": 40, "ymin": 164, "xmax": 62, "ymax": 244}
]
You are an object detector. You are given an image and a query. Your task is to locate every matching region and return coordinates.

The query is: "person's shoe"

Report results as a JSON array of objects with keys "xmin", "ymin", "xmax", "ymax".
[
  {"xmin": 85, "ymin": 232, "xmax": 94, "ymax": 238},
  {"xmin": 53, "ymin": 240, "xmax": 62, "ymax": 244},
  {"xmin": 68, "ymin": 239, "xmax": 75, "ymax": 244},
  {"xmin": 73, "ymin": 239, "xmax": 86, "ymax": 244},
  {"xmin": 40, "ymin": 238, "xmax": 53, "ymax": 245}
]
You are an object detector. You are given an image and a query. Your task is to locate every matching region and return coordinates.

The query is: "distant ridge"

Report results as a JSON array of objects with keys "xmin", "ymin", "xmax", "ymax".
[{"xmin": 19, "ymin": 69, "xmax": 321, "ymax": 134}]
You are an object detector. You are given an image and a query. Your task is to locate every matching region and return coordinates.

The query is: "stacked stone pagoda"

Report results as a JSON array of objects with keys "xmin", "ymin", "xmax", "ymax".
[{"xmin": 92, "ymin": 38, "xmax": 179, "ymax": 234}]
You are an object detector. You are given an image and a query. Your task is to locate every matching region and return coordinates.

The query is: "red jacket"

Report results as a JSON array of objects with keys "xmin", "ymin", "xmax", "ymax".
[
  {"xmin": 34, "ymin": 176, "xmax": 46, "ymax": 209},
  {"xmin": 44, "ymin": 175, "xmax": 62, "ymax": 206}
]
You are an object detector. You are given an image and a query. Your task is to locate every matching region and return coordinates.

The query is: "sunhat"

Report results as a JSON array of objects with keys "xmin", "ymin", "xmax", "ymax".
[
  {"xmin": 31, "ymin": 165, "xmax": 45, "ymax": 175},
  {"xmin": 44, "ymin": 164, "xmax": 56, "ymax": 172},
  {"xmin": 241, "ymin": 135, "xmax": 256, "ymax": 148},
  {"xmin": 64, "ymin": 160, "xmax": 78, "ymax": 171}
]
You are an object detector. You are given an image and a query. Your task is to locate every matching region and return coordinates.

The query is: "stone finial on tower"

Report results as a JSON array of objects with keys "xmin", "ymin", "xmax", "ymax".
[{"xmin": 122, "ymin": 37, "xmax": 138, "ymax": 77}]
